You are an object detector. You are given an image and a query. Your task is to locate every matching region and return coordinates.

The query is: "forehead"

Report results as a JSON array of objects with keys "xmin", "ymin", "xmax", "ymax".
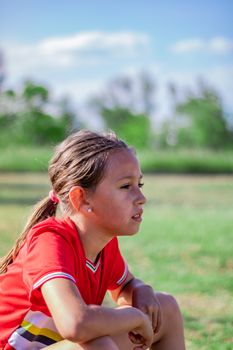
[{"xmin": 104, "ymin": 149, "xmax": 141, "ymax": 180}]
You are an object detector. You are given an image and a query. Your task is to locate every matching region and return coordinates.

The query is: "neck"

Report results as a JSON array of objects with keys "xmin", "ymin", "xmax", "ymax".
[{"xmin": 70, "ymin": 215, "xmax": 112, "ymax": 263}]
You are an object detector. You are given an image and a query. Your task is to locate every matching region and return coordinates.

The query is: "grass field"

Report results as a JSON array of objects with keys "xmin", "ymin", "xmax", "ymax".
[
  {"xmin": 0, "ymin": 146, "xmax": 233, "ymax": 173},
  {"xmin": 0, "ymin": 173, "xmax": 232, "ymax": 349}
]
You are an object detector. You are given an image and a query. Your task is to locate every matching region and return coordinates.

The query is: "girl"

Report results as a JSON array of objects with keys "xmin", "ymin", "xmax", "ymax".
[{"xmin": 0, "ymin": 130, "xmax": 185, "ymax": 350}]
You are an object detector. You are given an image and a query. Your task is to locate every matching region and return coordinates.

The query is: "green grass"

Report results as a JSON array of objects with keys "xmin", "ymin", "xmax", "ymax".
[
  {"xmin": 0, "ymin": 146, "xmax": 52, "ymax": 172},
  {"xmin": 138, "ymin": 149, "xmax": 233, "ymax": 174},
  {"xmin": 0, "ymin": 145, "xmax": 233, "ymax": 173},
  {"xmin": 0, "ymin": 173, "xmax": 233, "ymax": 349}
]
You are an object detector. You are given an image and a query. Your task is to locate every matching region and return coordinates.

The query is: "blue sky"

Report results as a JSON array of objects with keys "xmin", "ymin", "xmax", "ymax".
[{"xmin": 1, "ymin": 0, "xmax": 233, "ymax": 123}]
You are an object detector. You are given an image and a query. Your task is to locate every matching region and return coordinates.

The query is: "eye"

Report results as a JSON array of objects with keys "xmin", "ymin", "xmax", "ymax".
[
  {"xmin": 120, "ymin": 182, "xmax": 144, "ymax": 189},
  {"xmin": 120, "ymin": 184, "xmax": 131, "ymax": 189}
]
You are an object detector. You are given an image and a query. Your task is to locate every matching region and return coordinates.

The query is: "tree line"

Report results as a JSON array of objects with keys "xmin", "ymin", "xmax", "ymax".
[{"xmin": 0, "ymin": 73, "xmax": 232, "ymax": 150}]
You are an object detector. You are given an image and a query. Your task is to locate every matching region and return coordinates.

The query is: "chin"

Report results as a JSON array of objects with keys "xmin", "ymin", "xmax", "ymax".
[
  {"xmin": 114, "ymin": 224, "xmax": 140, "ymax": 237},
  {"xmin": 125, "ymin": 228, "xmax": 140, "ymax": 236}
]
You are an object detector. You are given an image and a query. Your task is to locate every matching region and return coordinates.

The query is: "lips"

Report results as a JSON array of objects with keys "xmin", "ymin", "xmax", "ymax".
[{"xmin": 132, "ymin": 210, "xmax": 143, "ymax": 222}]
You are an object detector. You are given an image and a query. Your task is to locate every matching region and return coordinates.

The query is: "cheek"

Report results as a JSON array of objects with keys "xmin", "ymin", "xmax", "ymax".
[{"xmin": 98, "ymin": 198, "xmax": 126, "ymax": 220}]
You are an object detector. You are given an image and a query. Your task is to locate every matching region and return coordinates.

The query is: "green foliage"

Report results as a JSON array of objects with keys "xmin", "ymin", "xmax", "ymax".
[
  {"xmin": 4, "ymin": 89, "xmax": 16, "ymax": 98},
  {"xmin": 23, "ymin": 80, "xmax": 49, "ymax": 103},
  {"xmin": 1, "ymin": 75, "xmax": 232, "ymax": 152},
  {"xmin": 0, "ymin": 80, "xmax": 76, "ymax": 147},
  {"xmin": 101, "ymin": 107, "xmax": 151, "ymax": 149},
  {"xmin": 88, "ymin": 72, "xmax": 155, "ymax": 149},
  {"xmin": 16, "ymin": 110, "xmax": 68, "ymax": 145},
  {"xmin": 175, "ymin": 87, "xmax": 233, "ymax": 149}
]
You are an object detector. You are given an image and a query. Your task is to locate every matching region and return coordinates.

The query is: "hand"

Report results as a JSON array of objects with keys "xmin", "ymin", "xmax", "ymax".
[
  {"xmin": 132, "ymin": 284, "xmax": 162, "ymax": 334},
  {"xmin": 129, "ymin": 311, "xmax": 154, "ymax": 349}
]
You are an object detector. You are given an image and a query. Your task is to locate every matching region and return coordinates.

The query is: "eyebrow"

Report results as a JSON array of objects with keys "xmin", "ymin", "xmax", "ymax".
[{"xmin": 117, "ymin": 174, "xmax": 143, "ymax": 181}]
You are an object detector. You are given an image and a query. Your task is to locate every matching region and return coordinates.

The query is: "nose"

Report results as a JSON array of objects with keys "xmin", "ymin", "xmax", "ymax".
[{"xmin": 136, "ymin": 189, "xmax": 147, "ymax": 206}]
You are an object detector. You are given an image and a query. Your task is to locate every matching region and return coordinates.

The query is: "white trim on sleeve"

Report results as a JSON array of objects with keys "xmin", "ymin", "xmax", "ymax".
[
  {"xmin": 117, "ymin": 263, "xmax": 128, "ymax": 285},
  {"xmin": 33, "ymin": 272, "xmax": 76, "ymax": 290}
]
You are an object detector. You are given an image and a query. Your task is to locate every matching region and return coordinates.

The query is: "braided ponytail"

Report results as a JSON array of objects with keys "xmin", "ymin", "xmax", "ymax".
[{"xmin": 0, "ymin": 196, "xmax": 58, "ymax": 274}]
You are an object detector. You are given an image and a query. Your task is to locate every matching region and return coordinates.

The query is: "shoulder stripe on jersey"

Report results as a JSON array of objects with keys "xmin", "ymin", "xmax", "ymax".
[
  {"xmin": 117, "ymin": 263, "xmax": 128, "ymax": 285},
  {"xmin": 33, "ymin": 271, "xmax": 76, "ymax": 290}
]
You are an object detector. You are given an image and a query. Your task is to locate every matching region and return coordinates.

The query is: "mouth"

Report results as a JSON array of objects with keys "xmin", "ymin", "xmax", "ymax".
[{"xmin": 132, "ymin": 210, "xmax": 143, "ymax": 222}]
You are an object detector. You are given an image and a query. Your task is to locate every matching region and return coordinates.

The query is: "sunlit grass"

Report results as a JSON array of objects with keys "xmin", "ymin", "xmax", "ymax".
[
  {"xmin": 0, "ymin": 146, "xmax": 52, "ymax": 172},
  {"xmin": 1, "ymin": 146, "xmax": 233, "ymax": 173},
  {"xmin": 138, "ymin": 149, "xmax": 233, "ymax": 174}
]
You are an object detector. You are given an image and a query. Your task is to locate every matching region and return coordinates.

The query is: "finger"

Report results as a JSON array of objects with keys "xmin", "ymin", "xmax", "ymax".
[
  {"xmin": 152, "ymin": 310, "xmax": 156, "ymax": 332},
  {"xmin": 153, "ymin": 307, "xmax": 162, "ymax": 334},
  {"xmin": 139, "ymin": 305, "xmax": 154, "ymax": 325},
  {"xmin": 128, "ymin": 332, "xmax": 144, "ymax": 344},
  {"xmin": 149, "ymin": 305, "xmax": 159, "ymax": 331}
]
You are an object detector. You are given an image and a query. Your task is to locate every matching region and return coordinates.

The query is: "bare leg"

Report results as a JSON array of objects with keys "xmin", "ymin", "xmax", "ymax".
[
  {"xmin": 150, "ymin": 292, "xmax": 186, "ymax": 350},
  {"xmin": 45, "ymin": 292, "xmax": 185, "ymax": 350},
  {"xmin": 45, "ymin": 336, "xmax": 119, "ymax": 350},
  {"xmin": 45, "ymin": 333, "xmax": 140, "ymax": 350}
]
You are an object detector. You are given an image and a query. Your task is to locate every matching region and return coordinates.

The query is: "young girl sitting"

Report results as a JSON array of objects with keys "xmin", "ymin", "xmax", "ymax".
[{"xmin": 0, "ymin": 130, "xmax": 185, "ymax": 350}]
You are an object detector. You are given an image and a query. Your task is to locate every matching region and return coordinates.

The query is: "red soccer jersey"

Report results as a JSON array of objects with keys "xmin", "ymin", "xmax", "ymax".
[{"xmin": 0, "ymin": 217, "xmax": 128, "ymax": 349}]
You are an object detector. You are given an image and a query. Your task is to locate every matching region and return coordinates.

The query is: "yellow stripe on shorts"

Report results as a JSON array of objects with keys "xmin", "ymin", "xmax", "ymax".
[{"xmin": 21, "ymin": 320, "xmax": 63, "ymax": 342}]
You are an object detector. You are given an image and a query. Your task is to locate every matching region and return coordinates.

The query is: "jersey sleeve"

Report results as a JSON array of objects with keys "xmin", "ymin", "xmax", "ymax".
[
  {"xmin": 22, "ymin": 230, "xmax": 76, "ymax": 302},
  {"xmin": 107, "ymin": 238, "xmax": 129, "ymax": 291}
]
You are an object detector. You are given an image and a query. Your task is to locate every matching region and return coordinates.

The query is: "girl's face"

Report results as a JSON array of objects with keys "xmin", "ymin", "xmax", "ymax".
[{"xmin": 87, "ymin": 148, "xmax": 146, "ymax": 238}]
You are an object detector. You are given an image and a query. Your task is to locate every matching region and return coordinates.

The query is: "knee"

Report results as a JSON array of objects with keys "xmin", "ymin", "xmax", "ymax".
[
  {"xmin": 90, "ymin": 336, "xmax": 119, "ymax": 350},
  {"xmin": 158, "ymin": 292, "xmax": 183, "ymax": 322}
]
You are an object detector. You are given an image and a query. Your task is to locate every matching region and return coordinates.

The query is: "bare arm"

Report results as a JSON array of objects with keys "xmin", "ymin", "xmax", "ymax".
[
  {"xmin": 110, "ymin": 272, "xmax": 153, "ymax": 305},
  {"xmin": 41, "ymin": 278, "xmax": 153, "ymax": 347},
  {"xmin": 109, "ymin": 272, "xmax": 162, "ymax": 333}
]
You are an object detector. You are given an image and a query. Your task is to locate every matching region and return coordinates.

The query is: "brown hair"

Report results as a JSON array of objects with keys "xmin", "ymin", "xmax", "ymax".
[{"xmin": 0, "ymin": 129, "xmax": 128, "ymax": 274}]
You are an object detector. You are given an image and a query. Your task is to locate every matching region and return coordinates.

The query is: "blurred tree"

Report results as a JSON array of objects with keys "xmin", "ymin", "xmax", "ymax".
[
  {"xmin": 102, "ymin": 107, "xmax": 150, "ymax": 148},
  {"xmin": 175, "ymin": 82, "xmax": 233, "ymax": 148},
  {"xmin": 89, "ymin": 71, "xmax": 156, "ymax": 115},
  {"xmin": 88, "ymin": 75, "xmax": 135, "ymax": 112},
  {"xmin": 139, "ymin": 71, "xmax": 156, "ymax": 116},
  {"xmin": 0, "ymin": 50, "xmax": 5, "ymax": 92},
  {"xmin": 87, "ymin": 72, "xmax": 156, "ymax": 148},
  {"xmin": 0, "ymin": 88, "xmax": 18, "ymax": 135},
  {"xmin": 165, "ymin": 82, "xmax": 179, "ymax": 146},
  {"xmin": 0, "ymin": 80, "xmax": 80, "ymax": 146},
  {"xmin": 23, "ymin": 81, "xmax": 49, "ymax": 105}
]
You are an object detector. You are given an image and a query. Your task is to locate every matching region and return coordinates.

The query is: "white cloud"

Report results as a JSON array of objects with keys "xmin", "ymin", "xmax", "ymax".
[
  {"xmin": 1, "ymin": 31, "xmax": 150, "ymax": 79},
  {"xmin": 171, "ymin": 39, "xmax": 203, "ymax": 53},
  {"xmin": 171, "ymin": 36, "xmax": 233, "ymax": 54},
  {"xmin": 39, "ymin": 31, "xmax": 149, "ymax": 56},
  {"xmin": 209, "ymin": 37, "xmax": 233, "ymax": 54}
]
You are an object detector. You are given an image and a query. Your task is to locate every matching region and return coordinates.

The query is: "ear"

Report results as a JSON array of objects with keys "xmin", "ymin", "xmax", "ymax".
[{"xmin": 69, "ymin": 186, "xmax": 89, "ymax": 212}]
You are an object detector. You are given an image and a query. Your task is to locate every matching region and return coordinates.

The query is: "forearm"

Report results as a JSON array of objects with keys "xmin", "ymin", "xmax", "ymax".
[
  {"xmin": 42, "ymin": 278, "xmax": 152, "ymax": 345},
  {"xmin": 115, "ymin": 278, "xmax": 161, "ymax": 335},
  {"xmin": 75, "ymin": 304, "xmax": 145, "ymax": 343},
  {"xmin": 117, "ymin": 278, "xmax": 154, "ymax": 306}
]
